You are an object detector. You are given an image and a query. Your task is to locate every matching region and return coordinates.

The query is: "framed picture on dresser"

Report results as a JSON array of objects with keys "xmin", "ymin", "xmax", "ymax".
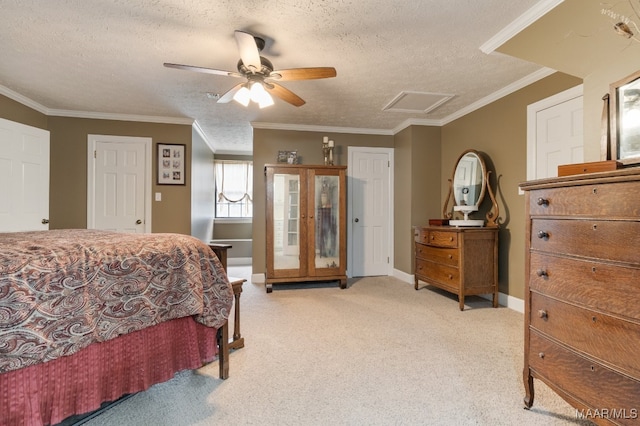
[{"xmin": 610, "ymin": 70, "xmax": 640, "ymax": 165}]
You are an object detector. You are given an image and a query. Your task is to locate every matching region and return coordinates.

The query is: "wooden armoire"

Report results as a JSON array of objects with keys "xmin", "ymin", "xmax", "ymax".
[{"xmin": 264, "ymin": 164, "xmax": 347, "ymax": 293}]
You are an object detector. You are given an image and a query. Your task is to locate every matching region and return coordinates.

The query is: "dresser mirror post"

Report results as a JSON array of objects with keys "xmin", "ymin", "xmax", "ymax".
[{"xmin": 443, "ymin": 149, "xmax": 499, "ymax": 227}]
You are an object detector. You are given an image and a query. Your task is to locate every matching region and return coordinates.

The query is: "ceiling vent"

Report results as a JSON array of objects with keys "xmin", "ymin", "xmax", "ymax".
[{"xmin": 382, "ymin": 91, "xmax": 455, "ymax": 114}]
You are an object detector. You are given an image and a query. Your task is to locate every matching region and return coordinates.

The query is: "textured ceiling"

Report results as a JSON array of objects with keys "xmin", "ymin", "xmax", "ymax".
[{"xmin": 0, "ymin": 0, "xmax": 549, "ymax": 153}]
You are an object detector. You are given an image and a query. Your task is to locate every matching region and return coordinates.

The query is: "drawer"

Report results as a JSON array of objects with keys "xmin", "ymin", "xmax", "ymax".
[
  {"xmin": 529, "ymin": 253, "xmax": 640, "ymax": 321},
  {"xmin": 415, "ymin": 243, "xmax": 458, "ymax": 266},
  {"xmin": 530, "ymin": 292, "xmax": 640, "ymax": 378},
  {"xmin": 531, "ymin": 219, "xmax": 640, "ymax": 265},
  {"xmin": 427, "ymin": 230, "xmax": 458, "ymax": 248},
  {"xmin": 529, "ymin": 330, "xmax": 640, "ymax": 425},
  {"xmin": 415, "ymin": 258, "xmax": 459, "ymax": 288},
  {"xmin": 415, "ymin": 227, "xmax": 429, "ymax": 244},
  {"xmin": 529, "ymin": 181, "xmax": 640, "ymax": 217}
]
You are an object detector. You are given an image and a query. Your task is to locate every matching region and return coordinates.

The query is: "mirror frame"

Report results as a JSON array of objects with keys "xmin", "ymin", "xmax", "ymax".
[
  {"xmin": 443, "ymin": 149, "xmax": 499, "ymax": 227},
  {"xmin": 610, "ymin": 69, "xmax": 640, "ymax": 165},
  {"xmin": 452, "ymin": 150, "xmax": 486, "ymax": 208}
]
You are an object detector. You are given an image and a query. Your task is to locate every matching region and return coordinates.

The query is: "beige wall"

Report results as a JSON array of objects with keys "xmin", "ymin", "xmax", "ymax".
[
  {"xmin": 252, "ymin": 128, "xmax": 394, "ymax": 274},
  {"xmin": 496, "ymin": 0, "xmax": 640, "ymax": 163},
  {"xmin": 441, "ymin": 72, "xmax": 582, "ymax": 298},
  {"xmin": 0, "ymin": 95, "xmax": 48, "ymax": 130},
  {"xmin": 0, "ymin": 96, "xmax": 196, "ymax": 235},
  {"xmin": 191, "ymin": 128, "xmax": 215, "ymax": 242},
  {"xmin": 394, "ymin": 125, "xmax": 441, "ymax": 274}
]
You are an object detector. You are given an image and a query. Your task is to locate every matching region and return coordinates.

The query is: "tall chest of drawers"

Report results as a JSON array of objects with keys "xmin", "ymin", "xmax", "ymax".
[
  {"xmin": 414, "ymin": 225, "xmax": 498, "ymax": 311},
  {"xmin": 520, "ymin": 169, "xmax": 640, "ymax": 425}
]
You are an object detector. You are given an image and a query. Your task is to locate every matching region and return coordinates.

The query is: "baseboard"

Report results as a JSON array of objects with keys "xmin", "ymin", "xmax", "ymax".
[
  {"xmin": 392, "ymin": 268, "xmax": 414, "ymax": 284},
  {"xmin": 252, "ymin": 273, "xmax": 265, "ymax": 284},
  {"xmin": 228, "ymin": 257, "xmax": 252, "ymax": 266},
  {"xmin": 396, "ymin": 269, "xmax": 524, "ymax": 313}
]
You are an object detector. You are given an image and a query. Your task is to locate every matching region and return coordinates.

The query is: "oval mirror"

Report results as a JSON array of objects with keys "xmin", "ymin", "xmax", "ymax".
[{"xmin": 453, "ymin": 150, "xmax": 486, "ymax": 208}]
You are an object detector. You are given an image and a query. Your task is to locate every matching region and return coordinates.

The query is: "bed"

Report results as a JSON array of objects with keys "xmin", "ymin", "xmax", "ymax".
[{"xmin": 0, "ymin": 229, "xmax": 234, "ymax": 426}]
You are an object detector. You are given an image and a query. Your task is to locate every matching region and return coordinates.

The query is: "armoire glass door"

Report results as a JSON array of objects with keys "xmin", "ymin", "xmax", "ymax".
[
  {"xmin": 267, "ymin": 169, "xmax": 307, "ymax": 277},
  {"xmin": 309, "ymin": 170, "xmax": 342, "ymax": 275}
]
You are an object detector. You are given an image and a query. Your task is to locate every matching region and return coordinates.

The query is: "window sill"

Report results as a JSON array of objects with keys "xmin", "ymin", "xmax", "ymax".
[{"xmin": 214, "ymin": 218, "xmax": 253, "ymax": 225}]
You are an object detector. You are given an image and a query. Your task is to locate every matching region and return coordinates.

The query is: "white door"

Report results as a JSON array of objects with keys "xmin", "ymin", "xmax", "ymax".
[
  {"xmin": 527, "ymin": 85, "xmax": 584, "ymax": 180},
  {"xmin": 348, "ymin": 147, "xmax": 393, "ymax": 277},
  {"xmin": 87, "ymin": 135, "xmax": 151, "ymax": 233},
  {"xmin": 0, "ymin": 118, "xmax": 50, "ymax": 232}
]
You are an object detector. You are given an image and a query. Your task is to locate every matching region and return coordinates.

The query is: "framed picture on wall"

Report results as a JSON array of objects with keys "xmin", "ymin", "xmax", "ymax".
[{"xmin": 158, "ymin": 143, "xmax": 185, "ymax": 185}]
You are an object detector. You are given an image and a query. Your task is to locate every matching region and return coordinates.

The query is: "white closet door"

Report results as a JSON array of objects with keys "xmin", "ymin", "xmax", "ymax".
[{"xmin": 0, "ymin": 118, "xmax": 50, "ymax": 232}]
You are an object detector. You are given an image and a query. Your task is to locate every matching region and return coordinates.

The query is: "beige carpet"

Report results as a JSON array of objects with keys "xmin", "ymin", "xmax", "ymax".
[{"xmin": 83, "ymin": 266, "xmax": 592, "ymax": 426}]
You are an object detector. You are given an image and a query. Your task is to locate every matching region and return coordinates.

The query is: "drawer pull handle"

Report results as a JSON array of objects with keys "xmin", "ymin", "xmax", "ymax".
[
  {"xmin": 449, "ymin": 237, "xmax": 454, "ymax": 241},
  {"xmin": 448, "ymin": 255, "xmax": 453, "ymax": 259},
  {"xmin": 538, "ymin": 310, "xmax": 548, "ymax": 319},
  {"xmin": 537, "ymin": 231, "xmax": 549, "ymax": 240},
  {"xmin": 538, "ymin": 352, "xmax": 545, "ymax": 359},
  {"xmin": 536, "ymin": 269, "xmax": 548, "ymax": 278},
  {"xmin": 536, "ymin": 197, "xmax": 549, "ymax": 207},
  {"xmin": 448, "ymin": 274, "xmax": 453, "ymax": 279}
]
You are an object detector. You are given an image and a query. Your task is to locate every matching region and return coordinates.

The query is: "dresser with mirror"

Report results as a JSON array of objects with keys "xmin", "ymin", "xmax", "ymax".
[{"xmin": 414, "ymin": 149, "xmax": 499, "ymax": 310}]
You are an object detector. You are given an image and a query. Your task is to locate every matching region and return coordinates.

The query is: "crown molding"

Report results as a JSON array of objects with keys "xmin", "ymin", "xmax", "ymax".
[
  {"xmin": 440, "ymin": 67, "xmax": 557, "ymax": 125},
  {"xmin": 480, "ymin": 0, "xmax": 565, "ymax": 54},
  {"xmin": 47, "ymin": 108, "xmax": 193, "ymax": 125},
  {"xmin": 392, "ymin": 117, "xmax": 443, "ymax": 134},
  {"xmin": 1, "ymin": 83, "xmax": 193, "ymax": 127},
  {"xmin": 0, "ymin": 85, "xmax": 50, "ymax": 114},
  {"xmin": 251, "ymin": 121, "xmax": 393, "ymax": 135},
  {"xmin": 192, "ymin": 120, "xmax": 216, "ymax": 153}
]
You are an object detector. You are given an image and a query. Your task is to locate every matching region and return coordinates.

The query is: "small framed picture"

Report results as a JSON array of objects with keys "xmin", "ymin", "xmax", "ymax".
[
  {"xmin": 158, "ymin": 143, "xmax": 185, "ymax": 185},
  {"xmin": 277, "ymin": 150, "xmax": 298, "ymax": 164}
]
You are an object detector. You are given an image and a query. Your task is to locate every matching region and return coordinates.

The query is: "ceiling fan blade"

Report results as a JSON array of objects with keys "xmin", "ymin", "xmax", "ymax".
[
  {"xmin": 269, "ymin": 67, "xmax": 337, "ymax": 81},
  {"xmin": 164, "ymin": 63, "xmax": 243, "ymax": 78},
  {"xmin": 217, "ymin": 83, "xmax": 245, "ymax": 103},
  {"xmin": 265, "ymin": 83, "xmax": 305, "ymax": 107},
  {"xmin": 235, "ymin": 31, "xmax": 261, "ymax": 72}
]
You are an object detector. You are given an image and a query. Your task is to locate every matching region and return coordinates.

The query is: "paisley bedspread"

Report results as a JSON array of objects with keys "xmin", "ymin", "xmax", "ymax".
[{"xmin": 0, "ymin": 229, "xmax": 233, "ymax": 374}]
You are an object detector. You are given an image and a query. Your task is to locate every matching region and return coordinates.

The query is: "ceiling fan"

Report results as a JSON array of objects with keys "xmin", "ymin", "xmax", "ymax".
[{"xmin": 164, "ymin": 30, "xmax": 337, "ymax": 108}]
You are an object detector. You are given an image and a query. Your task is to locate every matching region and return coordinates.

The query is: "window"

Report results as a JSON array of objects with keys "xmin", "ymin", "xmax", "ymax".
[{"xmin": 215, "ymin": 160, "xmax": 253, "ymax": 218}]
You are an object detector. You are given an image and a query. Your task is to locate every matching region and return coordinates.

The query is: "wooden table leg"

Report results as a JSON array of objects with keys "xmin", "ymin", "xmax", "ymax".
[
  {"xmin": 228, "ymin": 278, "xmax": 246, "ymax": 350},
  {"xmin": 217, "ymin": 322, "xmax": 229, "ymax": 379}
]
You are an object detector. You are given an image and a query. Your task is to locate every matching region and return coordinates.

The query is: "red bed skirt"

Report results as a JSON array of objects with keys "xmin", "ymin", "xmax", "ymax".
[{"xmin": 0, "ymin": 317, "xmax": 217, "ymax": 426}]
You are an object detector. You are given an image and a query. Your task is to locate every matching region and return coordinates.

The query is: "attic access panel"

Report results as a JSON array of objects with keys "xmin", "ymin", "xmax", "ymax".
[{"xmin": 383, "ymin": 91, "xmax": 454, "ymax": 114}]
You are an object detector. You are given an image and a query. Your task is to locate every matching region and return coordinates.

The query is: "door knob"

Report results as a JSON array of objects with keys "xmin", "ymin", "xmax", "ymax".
[
  {"xmin": 136, "ymin": 219, "xmax": 142, "ymax": 224},
  {"xmin": 41, "ymin": 219, "xmax": 49, "ymax": 224},
  {"xmin": 354, "ymin": 218, "xmax": 359, "ymax": 222}
]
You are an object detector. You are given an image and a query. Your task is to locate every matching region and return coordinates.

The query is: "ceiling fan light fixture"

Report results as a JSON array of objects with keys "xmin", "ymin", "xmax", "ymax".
[
  {"xmin": 247, "ymin": 81, "xmax": 274, "ymax": 108},
  {"xmin": 258, "ymin": 92, "xmax": 274, "ymax": 109},
  {"xmin": 250, "ymin": 81, "xmax": 266, "ymax": 101},
  {"xmin": 233, "ymin": 85, "xmax": 251, "ymax": 106}
]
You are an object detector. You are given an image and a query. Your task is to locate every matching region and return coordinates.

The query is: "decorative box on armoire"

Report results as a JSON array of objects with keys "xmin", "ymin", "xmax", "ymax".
[
  {"xmin": 520, "ymin": 168, "xmax": 640, "ymax": 424},
  {"xmin": 414, "ymin": 149, "xmax": 499, "ymax": 311},
  {"xmin": 265, "ymin": 164, "xmax": 347, "ymax": 293}
]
